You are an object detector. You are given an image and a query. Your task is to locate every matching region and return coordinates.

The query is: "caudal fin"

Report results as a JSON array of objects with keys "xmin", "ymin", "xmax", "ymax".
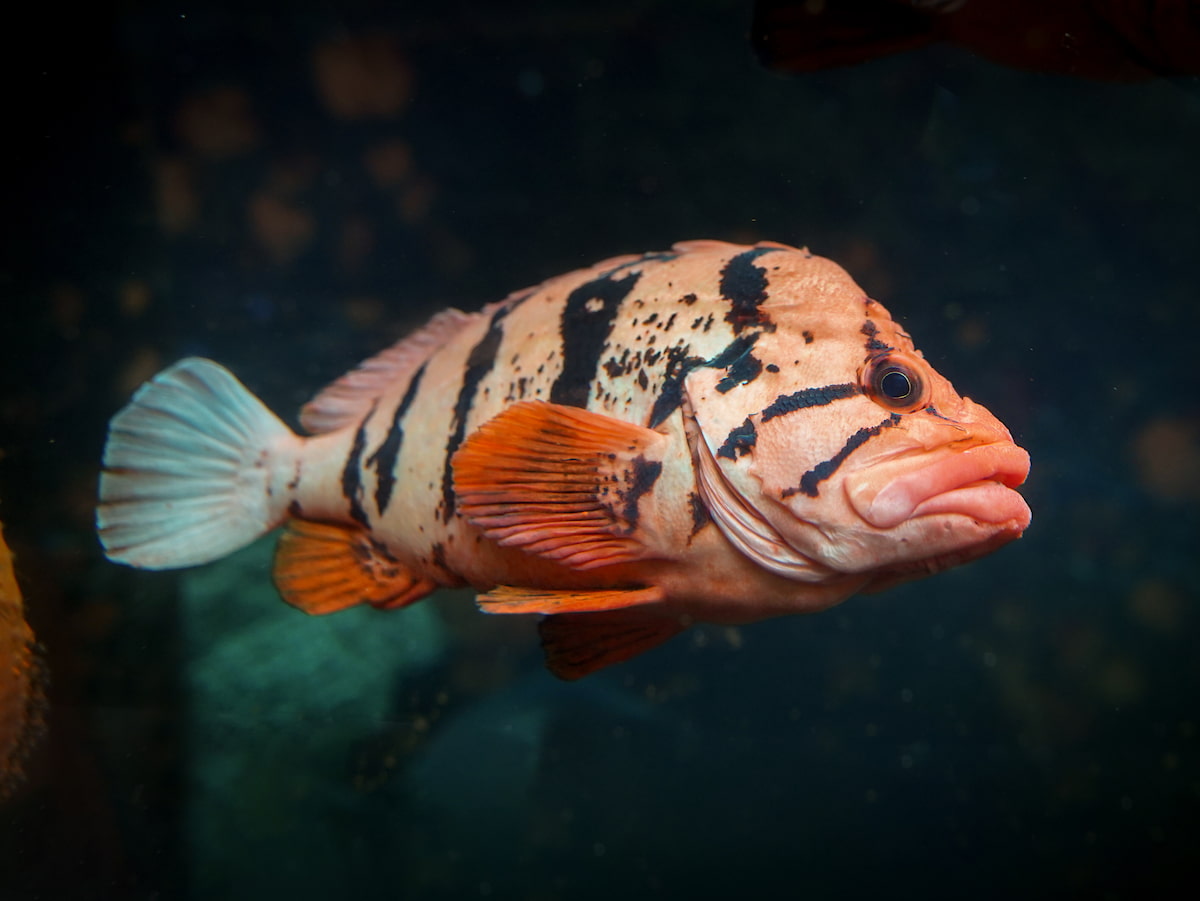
[{"xmin": 97, "ymin": 357, "xmax": 301, "ymax": 570}]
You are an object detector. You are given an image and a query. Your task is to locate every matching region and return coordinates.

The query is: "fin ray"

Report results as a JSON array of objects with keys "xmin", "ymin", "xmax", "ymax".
[
  {"xmin": 539, "ymin": 609, "xmax": 687, "ymax": 680},
  {"xmin": 273, "ymin": 519, "xmax": 436, "ymax": 614},
  {"xmin": 300, "ymin": 308, "xmax": 474, "ymax": 434},
  {"xmin": 478, "ymin": 584, "xmax": 665, "ymax": 615},
  {"xmin": 97, "ymin": 358, "xmax": 300, "ymax": 570},
  {"xmin": 452, "ymin": 401, "xmax": 670, "ymax": 570}
]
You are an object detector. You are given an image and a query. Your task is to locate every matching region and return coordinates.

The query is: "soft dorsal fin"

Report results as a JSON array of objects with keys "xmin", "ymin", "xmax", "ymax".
[
  {"xmin": 538, "ymin": 609, "xmax": 687, "ymax": 680},
  {"xmin": 299, "ymin": 308, "xmax": 475, "ymax": 434},
  {"xmin": 451, "ymin": 401, "xmax": 672, "ymax": 571},
  {"xmin": 273, "ymin": 518, "xmax": 436, "ymax": 614}
]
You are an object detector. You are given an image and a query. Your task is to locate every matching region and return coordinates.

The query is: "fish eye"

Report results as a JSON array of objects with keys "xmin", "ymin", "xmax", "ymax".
[
  {"xmin": 863, "ymin": 354, "xmax": 927, "ymax": 412},
  {"xmin": 880, "ymin": 369, "xmax": 912, "ymax": 400}
]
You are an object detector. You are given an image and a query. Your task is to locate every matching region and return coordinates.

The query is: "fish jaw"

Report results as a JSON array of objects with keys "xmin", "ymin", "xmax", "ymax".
[{"xmin": 846, "ymin": 442, "xmax": 1032, "ymax": 532}]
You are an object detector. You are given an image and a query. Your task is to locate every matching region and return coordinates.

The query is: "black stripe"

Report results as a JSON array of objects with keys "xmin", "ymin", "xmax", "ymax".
[
  {"xmin": 648, "ymin": 344, "xmax": 700, "ymax": 428},
  {"xmin": 648, "ymin": 333, "xmax": 761, "ymax": 428},
  {"xmin": 688, "ymin": 491, "xmax": 709, "ymax": 537},
  {"xmin": 715, "ymin": 342, "xmax": 763, "ymax": 393},
  {"xmin": 716, "ymin": 417, "xmax": 757, "ymax": 460},
  {"xmin": 783, "ymin": 414, "xmax": 901, "ymax": 499},
  {"xmin": 342, "ymin": 402, "xmax": 377, "ymax": 527},
  {"xmin": 550, "ymin": 271, "xmax": 641, "ymax": 408},
  {"xmin": 721, "ymin": 247, "xmax": 775, "ymax": 334},
  {"xmin": 619, "ymin": 455, "xmax": 663, "ymax": 529},
  {"xmin": 442, "ymin": 305, "xmax": 512, "ymax": 522},
  {"xmin": 862, "ymin": 319, "xmax": 892, "ymax": 352},
  {"xmin": 366, "ymin": 361, "xmax": 428, "ymax": 515},
  {"xmin": 759, "ymin": 383, "xmax": 860, "ymax": 422}
]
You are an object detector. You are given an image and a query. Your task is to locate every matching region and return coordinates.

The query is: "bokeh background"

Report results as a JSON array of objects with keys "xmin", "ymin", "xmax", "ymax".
[{"xmin": 2, "ymin": 1, "xmax": 1199, "ymax": 899}]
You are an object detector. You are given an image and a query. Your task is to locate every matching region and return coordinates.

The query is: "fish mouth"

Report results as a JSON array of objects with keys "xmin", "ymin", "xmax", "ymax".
[{"xmin": 847, "ymin": 443, "xmax": 1031, "ymax": 531}]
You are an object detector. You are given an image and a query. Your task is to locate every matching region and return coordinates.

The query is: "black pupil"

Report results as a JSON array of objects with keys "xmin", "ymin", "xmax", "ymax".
[{"xmin": 880, "ymin": 369, "xmax": 911, "ymax": 399}]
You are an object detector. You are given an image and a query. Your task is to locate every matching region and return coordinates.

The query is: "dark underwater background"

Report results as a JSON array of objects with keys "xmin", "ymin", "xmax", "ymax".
[{"xmin": 2, "ymin": 1, "xmax": 1199, "ymax": 898}]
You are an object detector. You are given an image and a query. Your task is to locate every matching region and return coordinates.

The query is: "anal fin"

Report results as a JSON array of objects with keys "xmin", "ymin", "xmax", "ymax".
[
  {"xmin": 273, "ymin": 519, "xmax": 436, "ymax": 614},
  {"xmin": 539, "ymin": 609, "xmax": 687, "ymax": 680}
]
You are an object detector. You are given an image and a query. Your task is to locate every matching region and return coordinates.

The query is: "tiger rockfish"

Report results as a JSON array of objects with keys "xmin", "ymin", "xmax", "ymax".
[{"xmin": 97, "ymin": 240, "xmax": 1031, "ymax": 678}]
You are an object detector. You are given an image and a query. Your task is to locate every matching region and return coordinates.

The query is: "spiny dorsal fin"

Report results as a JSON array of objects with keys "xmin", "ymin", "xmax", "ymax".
[
  {"xmin": 273, "ymin": 519, "xmax": 436, "ymax": 614},
  {"xmin": 299, "ymin": 308, "xmax": 475, "ymax": 434},
  {"xmin": 539, "ymin": 609, "xmax": 687, "ymax": 680},
  {"xmin": 451, "ymin": 401, "xmax": 671, "ymax": 571}
]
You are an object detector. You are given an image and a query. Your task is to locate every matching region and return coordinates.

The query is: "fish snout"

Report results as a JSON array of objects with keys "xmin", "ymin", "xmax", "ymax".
[{"xmin": 846, "ymin": 442, "xmax": 1031, "ymax": 531}]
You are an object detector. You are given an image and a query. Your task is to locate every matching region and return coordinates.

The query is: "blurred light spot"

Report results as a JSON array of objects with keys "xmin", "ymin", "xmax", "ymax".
[
  {"xmin": 1131, "ymin": 417, "xmax": 1200, "ymax": 502},
  {"xmin": 118, "ymin": 280, "xmax": 152, "ymax": 318},
  {"xmin": 174, "ymin": 86, "xmax": 261, "ymax": 158},
  {"xmin": 364, "ymin": 140, "xmax": 413, "ymax": 188},
  {"xmin": 338, "ymin": 216, "xmax": 375, "ymax": 274},
  {"xmin": 155, "ymin": 157, "xmax": 197, "ymax": 234},
  {"xmin": 1097, "ymin": 656, "xmax": 1145, "ymax": 707},
  {"xmin": 313, "ymin": 34, "xmax": 412, "ymax": 120},
  {"xmin": 344, "ymin": 297, "xmax": 386, "ymax": 329},
  {"xmin": 50, "ymin": 283, "xmax": 85, "ymax": 338},
  {"xmin": 1128, "ymin": 579, "xmax": 1185, "ymax": 633},
  {"xmin": 118, "ymin": 346, "xmax": 162, "ymax": 397},
  {"xmin": 249, "ymin": 193, "xmax": 316, "ymax": 266}
]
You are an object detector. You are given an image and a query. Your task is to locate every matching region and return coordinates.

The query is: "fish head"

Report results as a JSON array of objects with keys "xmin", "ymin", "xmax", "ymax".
[{"xmin": 685, "ymin": 252, "xmax": 1030, "ymax": 594}]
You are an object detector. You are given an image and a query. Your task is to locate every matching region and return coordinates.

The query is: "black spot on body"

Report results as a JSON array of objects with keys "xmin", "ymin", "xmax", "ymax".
[
  {"xmin": 551, "ymin": 271, "xmax": 641, "ymax": 408},
  {"xmin": 367, "ymin": 361, "xmax": 428, "ymax": 515},
  {"xmin": 716, "ymin": 417, "xmax": 757, "ymax": 460},
  {"xmin": 760, "ymin": 383, "xmax": 860, "ymax": 423},
  {"xmin": 442, "ymin": 305, "xmax": 512, "ymax": 522},
  {"xmin": 783, "ymin": 414, "xmax": 901, "ymax": 498},
  {"xmin": 766, "ymin": 363, "xmax": 779, "ymax": 373}
]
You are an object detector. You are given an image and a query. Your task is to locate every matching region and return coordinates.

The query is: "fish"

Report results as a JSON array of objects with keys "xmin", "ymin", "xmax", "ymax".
[
  {"xmin": 0, "ymin": 522, "xmax": 44, "ymax": 798},
  {"xmin": 753, "ymin": 0, "xmax": 1200, "ymax": 81},
  {"xmin": 96, "ymin": 239, "xmax": 1031, "ymax": 679}
]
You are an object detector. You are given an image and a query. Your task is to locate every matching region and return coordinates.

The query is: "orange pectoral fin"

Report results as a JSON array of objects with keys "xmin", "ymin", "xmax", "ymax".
[
  {"xmin": 477, "ymin": 584, "xmax": 666, "ymax": 615},
  {"xmin": 538, "ymin": 609, "xmax": 688, "ymax": 680},
  {"xmin": 451, "ymin": 400, "xmax": 671, "ymax": 570},
  {"xmin": 273, "ymin": 519, "xmax": 436, "ymax": 615}
]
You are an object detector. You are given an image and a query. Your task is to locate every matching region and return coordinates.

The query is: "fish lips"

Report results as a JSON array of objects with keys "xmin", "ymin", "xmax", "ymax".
[{"xmin": 847, "ymin": 443, "xmax": 1031, "ymax": 532}]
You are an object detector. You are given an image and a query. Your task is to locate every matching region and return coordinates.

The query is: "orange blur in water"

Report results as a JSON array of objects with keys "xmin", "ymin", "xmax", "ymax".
[{"xmin": 0, "ymin": 523, "xmax": 43, "ymax": 798}]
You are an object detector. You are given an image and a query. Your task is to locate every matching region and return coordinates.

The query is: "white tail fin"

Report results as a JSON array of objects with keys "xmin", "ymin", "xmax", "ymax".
[{"xmin": 97, "ymin": 358, "xmax": 301, "ymax": 570}]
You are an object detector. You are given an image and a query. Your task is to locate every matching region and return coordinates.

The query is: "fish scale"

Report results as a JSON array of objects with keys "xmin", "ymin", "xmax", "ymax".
[{"xmin": 97, "ymin": 239, "xmax": 1031, "ymax": 678}]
